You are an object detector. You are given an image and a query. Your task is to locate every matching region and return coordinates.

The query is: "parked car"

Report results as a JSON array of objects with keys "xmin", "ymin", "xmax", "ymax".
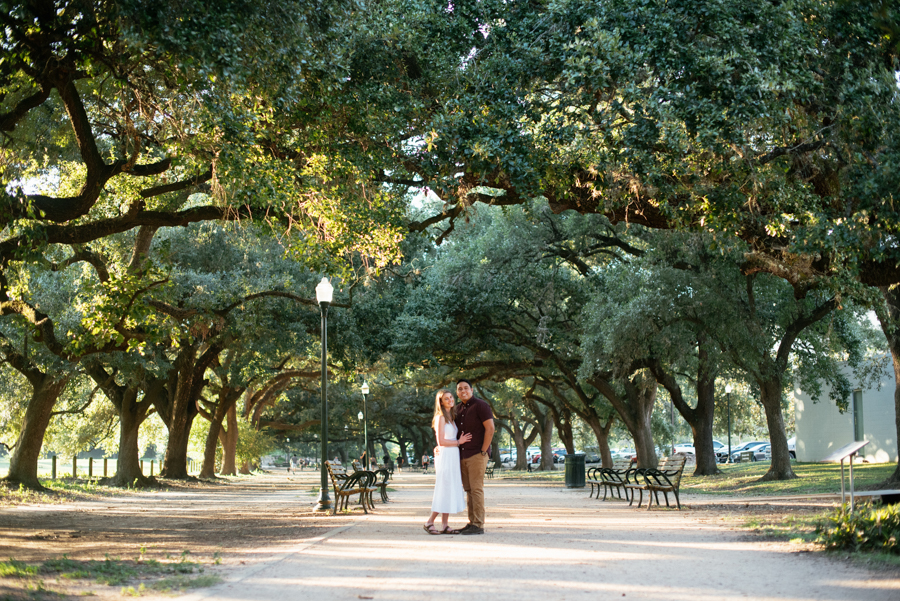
[
  {"xmin": 614, "ymin": 448, "xmax": 637, "ymax": 464},
  {"xmin": 749, "ymin": 444, "xmax": 768, "ymax": 461},
  {"xmin": 716, "ymin": 440, "xmax": 754, "ymax": 463},
  {"xmin": 673, "ymin": 440, "xmax": 726, "ymax": 455},
  {"xmin": 584, "ymin": 453, "xmax": 601, "ymax": 464},
  {"xmin": 717, "ymin": 441, "xmax": 765, "ymax": 463},
  {"xmin": 530, "ymin": 450, "xmax": 567, "ymax": 464},
  {"xmin": 673, "ymin": 442, "xmax": 695, "ymax": 455},
  {"xmin": 764, "ymin": 439, "xmax": 797, "ymax": 461},
  {"xmin": 732, "ymin": 441, "xmax": 769, "ymax": 462}
]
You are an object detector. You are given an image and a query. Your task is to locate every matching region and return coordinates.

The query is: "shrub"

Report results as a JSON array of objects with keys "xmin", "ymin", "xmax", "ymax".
[
  {"xmin": 816, "ymin": 503, "xmax": 900, "ymax": 554},
  {"xmin": 235, "ymin": 423, "xmax": 277, "ymax": 469}
]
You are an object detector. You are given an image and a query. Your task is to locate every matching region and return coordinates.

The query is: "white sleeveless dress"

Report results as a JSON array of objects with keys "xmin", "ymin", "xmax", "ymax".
[{"xmin": 431, "ymin": 420, "xmax": 467, "ymax": 513}]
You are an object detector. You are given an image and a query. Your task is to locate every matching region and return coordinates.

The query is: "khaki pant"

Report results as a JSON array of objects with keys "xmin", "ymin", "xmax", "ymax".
[{"xmin": 460, "ymin": 453, "xmax": 489, "ymax": 528}]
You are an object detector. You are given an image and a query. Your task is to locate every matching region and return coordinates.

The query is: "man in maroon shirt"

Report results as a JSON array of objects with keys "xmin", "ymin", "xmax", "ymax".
[{"xmin": 454, "ymin": 379, "xmax": 495, "ymax": 535}]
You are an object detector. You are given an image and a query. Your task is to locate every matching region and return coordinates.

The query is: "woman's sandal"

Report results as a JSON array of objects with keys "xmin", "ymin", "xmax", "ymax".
[
  {"xmin": 440, "ymin": 526, "xmax": 460, "ymax": 535},
  {"xmin": 423, "ymin": 524, "xmax": 441, "ymax": 535}
]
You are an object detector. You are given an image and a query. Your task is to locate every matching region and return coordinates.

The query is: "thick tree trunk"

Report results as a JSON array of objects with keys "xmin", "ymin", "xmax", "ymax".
[
  {"xmin": 875, "ymin": 285, "xmax": 900, "ymax": 485},
  {"xmin": 551, "ymin": 405, "xmax": 575, "ymax": 454},
  {"xmin": 512, "ymin": 433, "xmax": 528, "ymax": 469},
  {"xmin": 199, "ymin": 388, "xmax": 240, "ymax": 478},
  {"xmin": 529, "ymin": 403, "xmax": 555, "ymax": 471},
  {"xmin": 3, "ymin": 376, "xmax": 69, "ymax": 490},
  {"xmin": 411, "ymin": 427, "xmax": 426, "ymax": 465},
  {"xmin": 690, "ymin": 373, "xmax": 721, "ymax": 475},
  {"xmin": 218, "ymin": 404, "xmax": 238, "ymax": 476},
  {"xmin": 160, "ymin": 348, "xmax": 200, "ymax": 479},
  {"xmin": 509, "ymin": 416, "xmax": 538, "ymax": 470},
  {"xmin": 85, "ymin": 362, "xmax": 158, "ymax": 488},
  {"xmin": 199, "ymin": 417, "xmax": 224, "ymax": 479},
  {"xmin": 758, "ymin": 377, "xmax": 796, "ymax": 481},
  {"xmin": 730, "ymin": 277, "xmax": 833, "ymax": 481},
  {"xmin": 107, "ymin": 389, "xmax": 153, "ymax": 487},
  {"xmin": 590, "ymin": 372, "xmax": 659, "ymax": 469},
  {"xmin": 162, "ymin": 412, "xmax": 195, "ymax": 478},
  {"xmin": 584, "ymin": 414, "xmax": 614, "ymax": 468},
  {"xmin": 631, "ymin": 408, "xmax": 657, "ymax": 469},
  {"xmin": 653, "ymin": 353, "xmax": 720, "ymax": 476}
]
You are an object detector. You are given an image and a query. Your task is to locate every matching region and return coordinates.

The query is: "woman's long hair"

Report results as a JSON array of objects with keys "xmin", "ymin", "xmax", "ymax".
[{"xmin": 433, "ymin": 389, "xmax": 456, "ymax": 427}]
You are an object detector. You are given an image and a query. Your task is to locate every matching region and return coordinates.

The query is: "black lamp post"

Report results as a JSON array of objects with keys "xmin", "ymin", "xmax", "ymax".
[
  {"xmin": 360, "ymin": 381, "xmax": 369, "ymax": 466},
  {"xmin": 725, "ymin": 383, "xmax": 733, "ymax": 464},
  {"xmin": 314, "ymin": 277, "xmax": 333, "ymax": 512}
]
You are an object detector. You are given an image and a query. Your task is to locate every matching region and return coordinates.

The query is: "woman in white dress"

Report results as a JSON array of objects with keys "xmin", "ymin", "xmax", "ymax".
[{"xmin": 424, "ymin": 389, "xmax": 471, "ymax": 535}]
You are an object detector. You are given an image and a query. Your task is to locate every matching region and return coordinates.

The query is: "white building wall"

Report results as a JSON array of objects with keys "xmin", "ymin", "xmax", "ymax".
[{"xmin": 794, "ymin": 365, "xmax": 897, "ymax": 463}]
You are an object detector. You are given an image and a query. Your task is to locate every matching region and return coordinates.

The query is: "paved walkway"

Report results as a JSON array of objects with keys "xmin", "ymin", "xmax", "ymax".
[{"xmin": 172, "ymin": 470, "xmax": 897, "ymax": 601}]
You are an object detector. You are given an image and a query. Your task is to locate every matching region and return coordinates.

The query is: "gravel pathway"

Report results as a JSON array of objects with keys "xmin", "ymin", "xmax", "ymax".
[{"xmin": 160, "ymin": 470, "xmax": 900, "ymax": 601}]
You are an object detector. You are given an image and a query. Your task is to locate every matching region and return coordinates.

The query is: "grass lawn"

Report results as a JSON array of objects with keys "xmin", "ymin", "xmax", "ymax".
[
  {"xmin": 680, "ymin": 461, "xmax": 896, "ymax": 496},
  {"xmin": 0, "ymin": 553, "xmax": 222, "ymax": 597}
]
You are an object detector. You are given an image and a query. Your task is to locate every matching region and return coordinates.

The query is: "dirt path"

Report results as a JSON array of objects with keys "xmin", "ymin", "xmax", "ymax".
[
  {"xmin": 157, "ymin": 471, "xmax": 900, "ymax": 600},
  {"xmin": 2, "ymin": 470, "xmax": 898, "ymax": 600}
]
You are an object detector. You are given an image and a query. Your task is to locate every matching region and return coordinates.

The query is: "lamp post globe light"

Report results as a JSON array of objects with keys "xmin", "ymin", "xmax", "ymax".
[
  {"xmin": 725, "ymin": 383, "xmax": 733, "ymax": 464},
  {"xmin": 360, "ymin": 381, "xmax": 369, "ymax": 466},
  {"xmin": 314, "ymin": 277, "xmax": 333, "ymax": 512}
]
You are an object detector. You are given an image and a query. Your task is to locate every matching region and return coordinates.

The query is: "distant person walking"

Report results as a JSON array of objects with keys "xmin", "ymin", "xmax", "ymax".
[
  {"xmin": 421, "ymin": 453, "xmax": 429, "ymax": 473},
  {"xmin": 454, "ymin": 379, "xmax": 494, "ymax": 535}
]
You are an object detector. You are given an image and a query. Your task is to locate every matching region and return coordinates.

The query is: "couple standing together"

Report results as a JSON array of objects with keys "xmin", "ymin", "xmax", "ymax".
[{"xmin": 424, "ymin": 379, "xmax": 494, "ymax": 535}]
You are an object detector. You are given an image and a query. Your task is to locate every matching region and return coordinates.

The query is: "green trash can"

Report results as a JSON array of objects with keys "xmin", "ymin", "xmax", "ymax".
[{"xmin": 565, "ymin": 453, "xmax": 586, "ymax": 488}]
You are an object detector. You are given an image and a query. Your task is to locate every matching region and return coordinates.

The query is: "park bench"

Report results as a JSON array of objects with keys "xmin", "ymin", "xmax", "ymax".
[
  {"xmin": 349, "ymin": 461, "xmax": 390, "ymax": 506},
  {"xmin": 586, "ymin": 465, "xmax": 602, "ymax": 497},
  {"xmin": 624, "ymin": 454, "xmax": 687, "ymax": 510},
  {"xmin": 325, "ymin": 461, "xmax": 376, "ymax": 515},
  {"xmin": 372, "ymin": 468, "xmax": 392, "ymax": 503},
  {"xmin": 587, "ymin": 458, "xmax": 633, "ymax": 500}
]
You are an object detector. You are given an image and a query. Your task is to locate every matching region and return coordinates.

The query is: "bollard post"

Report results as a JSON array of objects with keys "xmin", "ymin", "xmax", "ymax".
[
  {"xmin": 73, "ymin": 456, "xmax": 77, "ymax": 478},
  {"xmin": 52, "ymin": 455, "xmax": 57, "ymax": 479},
  {"xmin": 140, "ymin": 460, "xmax": 144, "ymax": 475},
  {"xmin": 88, "ymin": 457, "xmax": 93, "ymax": 478},
  {"xmin": 103, "ymin": 458, "xmax": 108, "ymax": 477},
  {"xmin": 150, "ymin": 460, "xmax": 154, "ymax": 476}
]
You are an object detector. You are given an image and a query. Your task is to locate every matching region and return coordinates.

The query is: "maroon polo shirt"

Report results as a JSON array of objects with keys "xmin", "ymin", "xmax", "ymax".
[{"xmin": 454, "ymin": 396, "xmax": 493, "ymax": 459}]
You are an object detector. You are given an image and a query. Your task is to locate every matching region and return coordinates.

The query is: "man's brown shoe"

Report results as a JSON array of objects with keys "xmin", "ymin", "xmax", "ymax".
[
  {"xmin": 458, "ymin": 524, "xmax": 476, "ymax": 533},
  {"xmin": 460, "ymin": 526, "xmax": 484, "ymax": 535}
]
